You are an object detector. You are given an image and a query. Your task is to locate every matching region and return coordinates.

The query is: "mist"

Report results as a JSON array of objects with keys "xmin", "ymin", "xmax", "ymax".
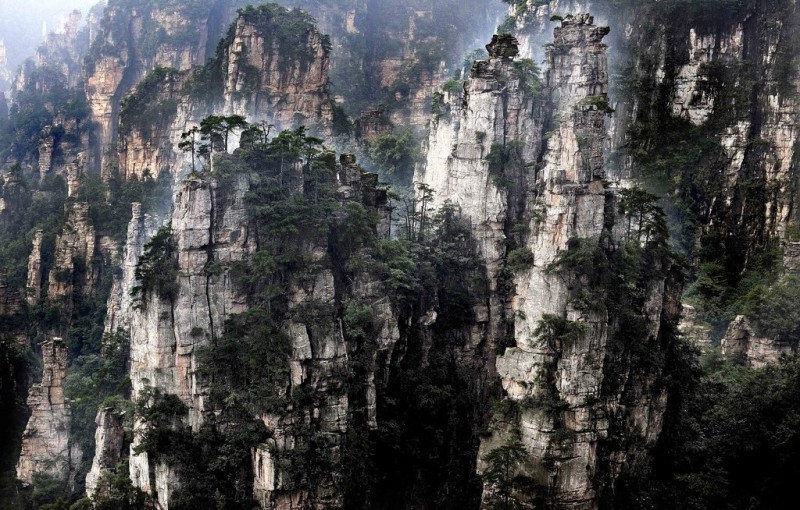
[{"xmin": 0, "ymin": 0, "xmax": 101, "ymax": 85}]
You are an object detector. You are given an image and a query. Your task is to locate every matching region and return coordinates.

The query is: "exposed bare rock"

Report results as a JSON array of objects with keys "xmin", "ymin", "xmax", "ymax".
[
  {"xmin": 119, "ymin": 6, "xmax": 336, "ymax": 183},
  {"xmin": 0, "ymin": 38, "xmax": 10, "ymax": 90},
  {"xmin": 86, "ymin": 2, "xmax": 242, "ymax": 171},
  {"xmin": 0, "ymin": 91, "xmax": 8, "ymax": 120},
  {"xmin": 85, "ymin": 408, "xmax": 126, "ymax": 496},
  {"xmin": 35, "ymin": 10, "xmax": 87, "ymax": 90},
  {"xmin": 105, "ymin": 203, "xmax": 162, "ymax": 335},
  {"xmin": 128, "ymin": 168, "xmax": 254, "ymax": 506},
  {"xmin": 679, "ymin": 304, "xmax": 712, "ymax": 351},
  {"xmin": 220, "ymin": 13, "xmax": 333, "ymax": 133},
  {"xmin": 784, "ymin": 242, "xmax": 800, "ymax": 272},
  {"xmin": 355, "ymin": 110, "xmax": 392, "ymax": 140},
  {"xmin": 418, "ymin": 16, "xmax": 681, "ymax": 509},
  {"xmin": 26, "ymin": 230, "xmax": 44, "ymax": 306},
  {"xmin": 46, "ymin": 203, "xmax": 97, "ymax": 306},
  {"xmin": 251, "ymin": 159, "xmax": 394, "ymax": 510},
  {"xmin": 722, "ymin": 315, "xmax": 796, "ymax": 368},
  {"xmin": 0, "ymin": 269, "xmax": 23, "ymax": 318},
  {"xmin": 16, "ymin": 338, "xmax": 80, "ymax": 486}
]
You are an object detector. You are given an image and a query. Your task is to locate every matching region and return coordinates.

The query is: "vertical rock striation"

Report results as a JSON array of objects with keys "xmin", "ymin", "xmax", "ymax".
[
  {"xmin": 84, "ymin": 408, "xmax": 126, "ymax": 496},
  {"xmin": 118, "ymin": 5, "xmax": 335, "ymax": 183},
  {"xmin": 16, "ymin": 338, "xmax": 80, "ymax": 487},
  {"xmin": 127, "ymin": 168, "xmax": 254, "ymax": 507},
  {"xmin": 26, "ymin": 230, "xmax": 44, "ymax": 306},
  {"xmin": 418, "ymin": 15, "xmax": 682, "ymax": 509},
  {"xmin": 46, "ymin": 203, "xmax": 97, "ymax": 307},
  {"xmin": 220, "ymin": 10, "xmax": 333, "ymax": 131}
]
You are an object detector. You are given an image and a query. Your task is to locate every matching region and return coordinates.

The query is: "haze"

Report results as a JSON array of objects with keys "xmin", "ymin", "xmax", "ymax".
[{"xmin": 0, "ymin": 0, "xmax": 101, "ymax": 78}]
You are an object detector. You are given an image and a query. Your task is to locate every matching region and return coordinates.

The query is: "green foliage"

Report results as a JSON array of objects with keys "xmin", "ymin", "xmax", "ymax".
[
  {"xmin": 506, "ymin": 248, "xmax": 534, "ymax": 272},
  {"xmin": 577, "ymin": 94, "xmax": 614, "ymax": 114},
  {"xmin": 78, "ymin": 168, "xmax": 172, "ymax": 246},
  {"xmin": 443, "ymin": 79, "xmax": 464, "ymax": 94},
  {"xmin": 618, "ymin": 352, "xmax": 800, "ymax": 510},
  {"xmin": 742, "ymin": 275, "xmax": 800, "ymax": 340},
  {"xmin": 367, "ymin": 129, "xmax": 418, "ymax": 185},
  {"xmin": 29, "ymin": 473, "xmax": 67, "ymax": 510},
  {"xmin": 482, "ymin": 438, "xmax": 537, "ymax": 509},
  {"xmin": 196, "ymin": 309, "xmax": 291, "ymax": 415},
  {"xmin": 131, "ymin": 226, "xmax": 179, "ymax": 305},
  {"xmin": 618, "ymin": 186, "xmax": 669, "ymax": 245},
  {"xmin": 90, "ymin": 461, "xmax": 146, "ymax": 510},
  {"xmin": 462, "ymin": 48, "xmax": 489, "ymax": 77},
  {"xmin": 0, "ymin": 64, "xmax": 90, "ymax": 162},
  {"xmin": 199, "ymin": 114, "xmax": 249, "ymax": 153},
  {"xmin": 330, "ymin": 101, "xmax": 353, "ymax": 136},
  {"xmin": 221, "ymin": 4, "xmax": 323, "ymax": 74},
  {"xmin": 64, "ymin": 330, "xmax": 132, "ymax": 477},
  {"xmin": 0, "ymin": 170, "xmax": 68, "ymax": 290},
  {"xmin": 486, "ymin": 141, "xmax": 526, "ymax": 190},
  {"xmin": 119, "ymin": 67, "xmax": 179, "ymax": 139},
  {"xmin": 534, "ymin": 314, "xmax": 587, "ymax": 351},
  {"xmin": 133, "ymin": 382, "xmax": 267, "ymax": 508},
  {"xmin": 513, "ymin": 58, "xmax": 542, "ymax": 98}
]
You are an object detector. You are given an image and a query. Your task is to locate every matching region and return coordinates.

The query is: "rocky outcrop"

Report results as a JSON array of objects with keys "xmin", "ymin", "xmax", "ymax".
[
  {"xmin": 0, "ymin": 91, "xmax": 8, "ymax": 120},
  {"xmin": 722, "ymin": 315, "xmax": 796, "ymax": 368},
  {"xmin": 35, "ymin": 10, "xmax": 87, "ymax": 90},
  {"xmin": 128, "ymin": 168, "xmax": 254, "ymax": 506},
  {"xmin": 123, "ymin": 151, "xmax": 395, "ymax": 509},
  {"xmin": 46, "ymin": 203, "xmax": 97, "ymax": 306},
  {"xmin": 105, "ymin": 203, "xmax": 162, "ymax": 335},
  {"xmin": 118, "ymin": 5, "xmax": 337, "ymax": 183},
  {"xmin": 252, "ymin": 157, "xmax": 394, "ymax": 510},
  {"xmin": 220, "ymin": 10, "xmax": 333, "ymax": 131},
  {"xmin": 503, "ymin": 0, "xmax": 597, "ymax": 62},
  {"xmin": 418, "ymin": 16, "xmax": 682, "ymax": 509},
  {"xmin": 679, "ymin": 304, "xmax": 712, "ymax": 351},
  {"xmin": 86, "ymin": 0, "xmax": 245, "ymax": 170},
  {"xmin": 0, "ymin": 38, "xmax": 10, "ymax": 91},
  {"xmin": 417, "ymin": 32, "xmax": 542, "ymax": 272},
  {"xmin": 36, "ymin": 122, "xmax": 89, "ymax": 192},
  {"xmin": 16, "ymin": 338, "xmax": 80, "ymax": 486},
  {"xmin": 85, "ymin": 407, "xmax": 126, "ymax": 496},
  {"xmin": 26, "ymin": 230, "xmax": 44, "ymax": 306},
  {"xmin": 0, "ymin": 269, "xmax": 23, "ymax": 319}
]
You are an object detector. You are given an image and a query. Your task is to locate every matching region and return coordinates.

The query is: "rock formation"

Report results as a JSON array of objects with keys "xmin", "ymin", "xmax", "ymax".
[
  {"xmin": 25, "ymin": 230, "xmax": 44, "ymax": 306},
  {"xmin": 722, "ymin": 315, "xmax": 796, "ymax": 368},
  {"xmin": 46, "ymin": 203, "xmax": 97, "ymax": 306},
  {"xmin": 16, "ymin": 338, "xmax": 80, "ymax": 486},
  {"xmin": 0, "ymin": 38, "xmax": 10, "ymax": 91},
  {"xmin": 85, "ymin": 408, "xmax": 126, "ymax": 496},
  {"xmin": 35, "ymin": 10, "xmax": 87, "ymax": 90},
  {"xmin": 220, "ymin": 9, "xmax": 333, "ymax": 130},
  {"xmin": 418, "ymin": 15, "xmax": 682, "ymax": 508},
  {"xmin": 123, "ymin": 150, "xmax": 394, "ymax": 509},
  {"xmin": 118, "ymin": 4, "xmax": 336, "ymax": 183},
  {"xmin": 85, "ymin": 0, "xmax": 248, "ymax": 170}
]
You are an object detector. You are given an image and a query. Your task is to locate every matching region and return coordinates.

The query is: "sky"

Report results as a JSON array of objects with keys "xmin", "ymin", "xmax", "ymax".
[{"xmin": 0, "ymin": 0, "xmax": 102, "ymax": 78}]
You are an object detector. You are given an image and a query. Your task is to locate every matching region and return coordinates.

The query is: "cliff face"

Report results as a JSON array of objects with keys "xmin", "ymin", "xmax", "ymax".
[
  {"xmin": 220, "ymin": 13, "xmax": 333, "ymax": 129},
  {"xmin": 118, "ymin": 5, "xmax": 335, "ymax": 183},
  {"xmin": 35, "ymin": 10, "xmax": 88, "ymax": 90},
  {"xmin": 45, "ymin": 203, "xmax": 97, "ymax": 310},
  {"xmin": 16, "ymin": 338, "xmax": 80, "ymax": 487},
  {"xmin": 117, "ymin": 151, "xmax": 394, "ymax": 509},
  {"xmin": 126, "ymin": 169, "xmax": 253, "ymax": 507},
  {"xmin": 85, "ymin": 0, "xmax": 246, "ymax": 168},
  {"xmin": 0, "ymin": 38, "xmax": 11, "ymax": 91},
  {"xmin": 418, "ymin": 15, "xmax": 682, "ymax": 509}
]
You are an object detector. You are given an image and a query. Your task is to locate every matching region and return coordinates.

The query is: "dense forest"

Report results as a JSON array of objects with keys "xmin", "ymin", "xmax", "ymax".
[{"xmin": 0, "ymin": 0, "xmax": 798, "ymax": 509}]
